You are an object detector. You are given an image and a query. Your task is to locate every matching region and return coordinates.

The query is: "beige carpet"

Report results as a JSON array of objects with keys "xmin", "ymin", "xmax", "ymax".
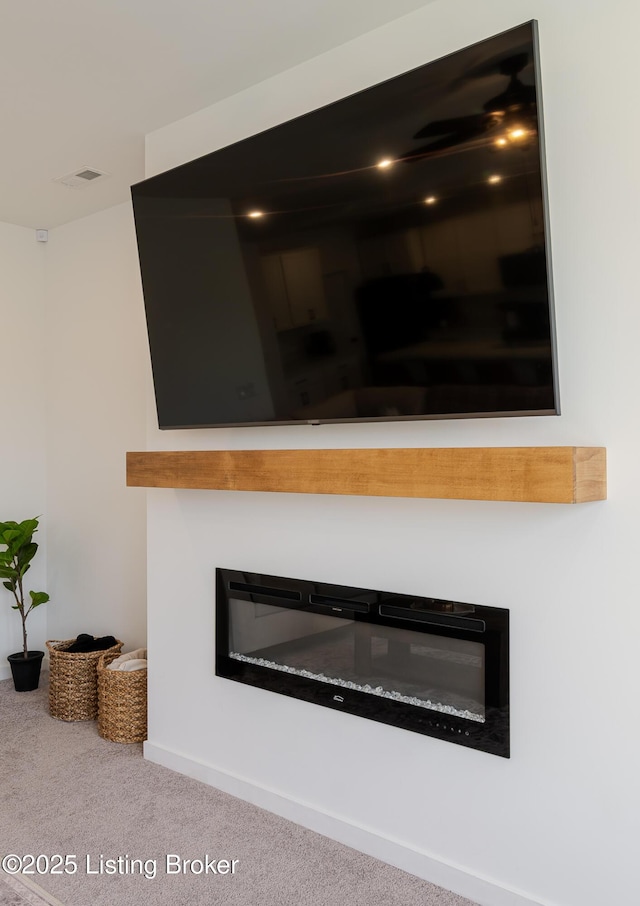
[{"xmin": 0, "ymin": 676, "xmax": 478, "ymax": 906}]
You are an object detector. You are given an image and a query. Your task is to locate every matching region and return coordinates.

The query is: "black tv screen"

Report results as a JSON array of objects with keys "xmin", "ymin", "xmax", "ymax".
[{"xmin": 132, "ymin": 20, "xmax": 558, "ymax": 429}]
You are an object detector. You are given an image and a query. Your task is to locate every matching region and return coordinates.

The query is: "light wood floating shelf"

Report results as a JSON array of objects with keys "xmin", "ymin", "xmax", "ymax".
[{"xmin": 126, "ymin": 446, "xmax": 606, "ymax": 504}]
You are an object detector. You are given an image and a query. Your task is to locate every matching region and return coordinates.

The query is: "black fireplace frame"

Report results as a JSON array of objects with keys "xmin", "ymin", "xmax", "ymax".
[{"xmin": 216, "ymin": 569, "xmax": 509, "ymax": 757}]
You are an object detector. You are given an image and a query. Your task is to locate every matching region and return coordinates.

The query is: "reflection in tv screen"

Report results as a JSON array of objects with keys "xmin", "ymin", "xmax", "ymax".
[{"xmin": 132, "ymin": 20, "xmax": 558, "ymax": 429}]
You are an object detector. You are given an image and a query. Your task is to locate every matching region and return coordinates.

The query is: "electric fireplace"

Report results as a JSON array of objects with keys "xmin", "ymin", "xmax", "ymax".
[{"xmin": 216, "ymin": 570, "xmax": 509, "ymax": 757}]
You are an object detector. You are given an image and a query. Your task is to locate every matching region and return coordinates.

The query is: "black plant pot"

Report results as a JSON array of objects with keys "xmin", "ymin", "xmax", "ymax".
[{"xmin": 8, "ymin": 651, "xmax": 44, "ymax": 692}]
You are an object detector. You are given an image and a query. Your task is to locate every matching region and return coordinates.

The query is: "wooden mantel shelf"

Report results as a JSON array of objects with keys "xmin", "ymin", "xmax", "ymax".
[{"xmin": 126, "ymin": 446, "xmax": 606, "ymax": 504}]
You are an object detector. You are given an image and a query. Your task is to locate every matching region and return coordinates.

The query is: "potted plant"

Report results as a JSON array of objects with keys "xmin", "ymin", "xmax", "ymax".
[{"xmin": 0, "ymin": 517, "xmax": 49, "ymax": 691}]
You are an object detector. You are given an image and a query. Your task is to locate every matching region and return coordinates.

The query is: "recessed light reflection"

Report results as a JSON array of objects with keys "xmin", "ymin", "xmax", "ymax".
[
  {"xmin": 247, "ymin": 210, "xmax": 265, "ymax": 218},
  {"xmin": 495, "ymin": 128, "xmax": 529, "ymax": 148},
  {"xmin": 424, "ymin": 196, "xmax": 437, "ymax": 205},
  {"xmin": 377, "ymin": 158, "xmax": 394, "ymax": 169},
  {"xmin": 488, "ymin": 174, "xmax": 502, "ymax": 184}
]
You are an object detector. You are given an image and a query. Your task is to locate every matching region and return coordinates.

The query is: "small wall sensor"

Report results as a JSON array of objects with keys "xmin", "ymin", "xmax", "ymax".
[{"xmin": 35, "ymin": 230, "xmax": 48, "ymax": 242}]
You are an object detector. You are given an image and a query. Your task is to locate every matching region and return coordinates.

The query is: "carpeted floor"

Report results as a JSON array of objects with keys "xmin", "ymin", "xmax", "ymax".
[{"xmin": 0, "ymin": 676, "xmax": 478, "ymax": 906}]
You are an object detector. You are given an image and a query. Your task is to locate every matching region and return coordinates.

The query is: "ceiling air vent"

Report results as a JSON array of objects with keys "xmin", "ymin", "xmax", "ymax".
[{"xmin": 54, "ymin": 167, "xmax": 110, "ymax": 189}]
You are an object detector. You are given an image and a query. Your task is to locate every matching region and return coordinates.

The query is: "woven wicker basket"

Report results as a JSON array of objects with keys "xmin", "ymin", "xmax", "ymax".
[
  {"xmin": 97, "ymin": 652, "xmax": 147, "ymax": 744},
  {"xmin": 47, "ymin": 639, "xmax": 123, "ymax": 721}
]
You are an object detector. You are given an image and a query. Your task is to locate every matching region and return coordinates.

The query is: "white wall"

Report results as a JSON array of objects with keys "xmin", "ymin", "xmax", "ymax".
[
  {"xmin": 142, "ymin": 1, "xmax": 640, "ymax": 905},
  {"xmin": 44, "ymin": 203, "xmax": 148, "ymax": 649},
  {"xmin": 0, "ymin": 222, "xmax": 47, "ymax": 677},
  {"xmin": 1, "ymin": 205, "xmax": 148, "ymax": 678}
]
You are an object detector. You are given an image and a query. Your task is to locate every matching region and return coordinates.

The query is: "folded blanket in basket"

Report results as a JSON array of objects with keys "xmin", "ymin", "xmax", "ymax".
[
  {"xmin": 107, "ymin": 648, "xmax": 148, "ymax": 671},
  {"xmin": 65, "ymin": 633, "xmax": 118, "ymax": 653},
  {"xmin": 110, "ymin": 658, "xmax": 147, "ymax": 671}
]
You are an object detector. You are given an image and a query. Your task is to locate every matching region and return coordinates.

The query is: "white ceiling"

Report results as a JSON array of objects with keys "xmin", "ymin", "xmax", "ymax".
[{"xmin": 0, "ymin": 0, "xmax": 435, "ymax": 230}]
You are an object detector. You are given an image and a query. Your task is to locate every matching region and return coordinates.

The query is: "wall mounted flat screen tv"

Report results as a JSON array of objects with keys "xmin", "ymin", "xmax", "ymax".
[{"xmin": 132, "ymin": 20, "xmax": 558, "ymax": 429}]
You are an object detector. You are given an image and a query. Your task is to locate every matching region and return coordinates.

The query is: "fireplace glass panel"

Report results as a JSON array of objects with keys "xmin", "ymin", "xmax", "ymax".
[{"xmin": 228, "ymin": 597, "xmax": 485, "ymax": 722}]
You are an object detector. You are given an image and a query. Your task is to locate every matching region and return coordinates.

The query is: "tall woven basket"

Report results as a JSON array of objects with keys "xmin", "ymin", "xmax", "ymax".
[
  {"xmin": 97, "ymin": 653, "xmax": 147, "ymax": 744},
  {"xmin": 47, "ymin": 639, "xmax": 123, "ymax": 721}
]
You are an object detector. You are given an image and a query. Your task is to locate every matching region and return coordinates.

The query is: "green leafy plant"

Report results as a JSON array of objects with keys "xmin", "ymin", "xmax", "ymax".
[{"xmin": 0, "ymin": 517, "xmax": 49, "ymax": 658}]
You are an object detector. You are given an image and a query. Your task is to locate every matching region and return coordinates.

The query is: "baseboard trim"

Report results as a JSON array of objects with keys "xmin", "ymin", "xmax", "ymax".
[
  {"xmin": 1, "ymin": 869, "xmax": 66, "ymax": 906},
  {"xmin": 144, "ymin": 741, "xmax": 545, "ymax": 906}
]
